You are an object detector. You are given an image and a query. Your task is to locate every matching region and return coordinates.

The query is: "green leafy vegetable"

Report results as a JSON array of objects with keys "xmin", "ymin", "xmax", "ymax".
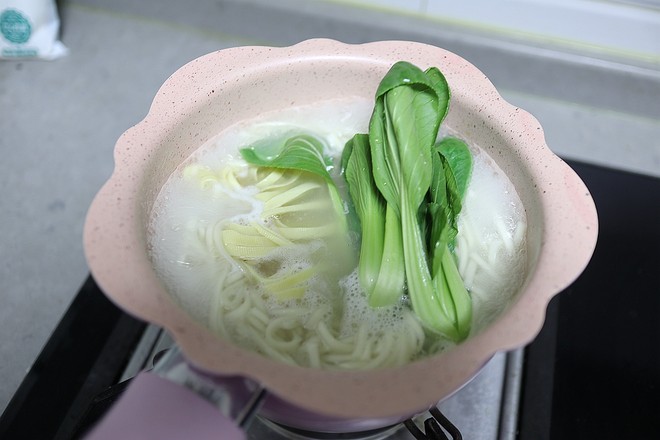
[
  {"xmin": 234, "ymin": 63, "xmax": 474, "ymax": 341},
  {"xmin": 240, "ymin": 134, "xmax": 334, "ymax": 181},
  {"xmin": 343, "ymin": 61, "xmax": 473, "ymax": 342},
  {"xmin": 343, "ymin": 134, "xmax": 404, "ymax": 306},
  {"xmin": 428, "ymin": 137, "xmax": 472, "ymax": 254},
  {"xmin": 240, "ymin": 133, "xmax": 348, "ymax": 236},
  {"xmin": 427, "ymin": 138, "xmax": 473, "ymax": 340},
  {"xmin": 436, "ymin": 137, "xmax": 472, "ymax": 200},
  {"xmin": 234, "ymin": 133, "xmax": 355, "ymax": 300}
]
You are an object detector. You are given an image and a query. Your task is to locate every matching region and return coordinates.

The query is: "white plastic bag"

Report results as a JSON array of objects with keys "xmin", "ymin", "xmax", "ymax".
[{"xmin": 0, "ymin": 0, "xmax": 67, "ymax": 60}]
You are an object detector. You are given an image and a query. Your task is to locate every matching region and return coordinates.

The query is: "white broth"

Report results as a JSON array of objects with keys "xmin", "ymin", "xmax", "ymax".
[{"xmin": 148, "ymin": 97, "xmax": 527, "ymax": 370}]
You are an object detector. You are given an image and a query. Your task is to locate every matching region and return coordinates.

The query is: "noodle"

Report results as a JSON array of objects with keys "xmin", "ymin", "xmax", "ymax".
[{"xmin": 148, "ymin": 98, "xmax": 528, "ymax": 370}]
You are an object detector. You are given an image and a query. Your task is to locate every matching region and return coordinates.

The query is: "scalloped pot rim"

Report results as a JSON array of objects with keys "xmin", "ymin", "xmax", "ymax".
[{"xmin": 83, "ymin": 39, "xmax": 598, "ymax": 420}]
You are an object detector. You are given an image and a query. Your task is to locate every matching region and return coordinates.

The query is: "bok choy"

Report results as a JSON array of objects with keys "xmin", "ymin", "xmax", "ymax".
[
  {"xmin": 235, "ymin": 133, "xmax": 355, "ymax": 299},
  {"xmin": 342, "ymin": 61, "xmax": 473, "ymax": 342},
  {"xmin": 342, "ymin": 134, "xmax": 405, "ymax": 307},
  {"xmin": 240, "ymin": 133, "xmax": 348, "ymax": 236}
]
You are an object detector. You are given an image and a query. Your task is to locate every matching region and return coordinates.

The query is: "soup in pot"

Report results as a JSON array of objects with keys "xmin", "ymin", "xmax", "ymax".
[{"xmin": 148, "ymin": 96, "xmax": 527, "ymax": 370}]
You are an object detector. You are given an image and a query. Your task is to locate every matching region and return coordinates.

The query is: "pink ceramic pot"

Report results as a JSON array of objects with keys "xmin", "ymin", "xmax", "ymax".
[{"xmin": 83, "ymin": 39, "xmax": 597, "ymax": 438}]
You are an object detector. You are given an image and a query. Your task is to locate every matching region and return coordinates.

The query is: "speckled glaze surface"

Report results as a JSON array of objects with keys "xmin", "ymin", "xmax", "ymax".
[{"xmin": 83, "ymin": 39, "xmax": 598, "ymax": 421}]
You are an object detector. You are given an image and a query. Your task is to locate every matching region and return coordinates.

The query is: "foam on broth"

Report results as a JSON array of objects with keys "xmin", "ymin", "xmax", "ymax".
[{"xmin": 148, "ymin": 97, "xmax": 527, "ymax": 369}]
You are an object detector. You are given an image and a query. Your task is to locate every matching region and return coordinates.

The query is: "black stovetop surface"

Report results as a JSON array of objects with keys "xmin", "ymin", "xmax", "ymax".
[
  {"xmin": 1, "ymin": 160, "xmax": 659, "ymax": 439},
  {"xmin": 518, "ymin": 161, "xmax": 660, "ymax": 438}
]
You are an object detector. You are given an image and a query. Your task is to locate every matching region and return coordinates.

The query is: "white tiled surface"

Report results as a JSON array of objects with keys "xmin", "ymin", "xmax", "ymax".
[
  {"xmin": 327, "ymin": 0, "xmax": 424, "ymax": 14},
  {"xmin": 422, "ymin": 0, "xmax": 660, "ymax": 62},
  {"xmin": 1, "ymin": 0, "xmax": 659, "ymax": 418},
  {"xmin": 323, "ymin": 0, "xmax": 660, "ymax": 65}
]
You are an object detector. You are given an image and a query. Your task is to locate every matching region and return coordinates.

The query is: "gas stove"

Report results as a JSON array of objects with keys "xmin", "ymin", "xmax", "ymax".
[{"xmin": 1, "ymin": 160, "xmax": 658, "ymax": 439}]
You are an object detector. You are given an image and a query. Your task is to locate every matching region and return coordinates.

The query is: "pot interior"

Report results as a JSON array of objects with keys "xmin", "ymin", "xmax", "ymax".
[{"xmin": 139, "ymin": 56, "xmax": 543, "ymax": 331}]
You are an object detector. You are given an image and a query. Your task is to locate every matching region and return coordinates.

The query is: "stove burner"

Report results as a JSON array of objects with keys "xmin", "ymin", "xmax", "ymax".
[
  {"xmin": 254, "ymin": 416, "xmax": 404, "ymax": 440},
  {"xmin": 404, "ymin": 408, "xmax": 461, "ymax": 440},
  {"xmin": 248, "ymin": 407, "xmax": 462, "ymax": 440}
]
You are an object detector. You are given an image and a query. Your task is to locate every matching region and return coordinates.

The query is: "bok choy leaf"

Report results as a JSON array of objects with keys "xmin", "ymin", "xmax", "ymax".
[
  {"xmin": 240, "ymin": 133, "xmax": 348, "ymax": 236},
  {"xmin": 428, "ymin": 137, "xmax": 473, "ymax": 340},
  {"xmin": 237, "ymin": 133, "xmax": 357, "ymax": 300}
]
